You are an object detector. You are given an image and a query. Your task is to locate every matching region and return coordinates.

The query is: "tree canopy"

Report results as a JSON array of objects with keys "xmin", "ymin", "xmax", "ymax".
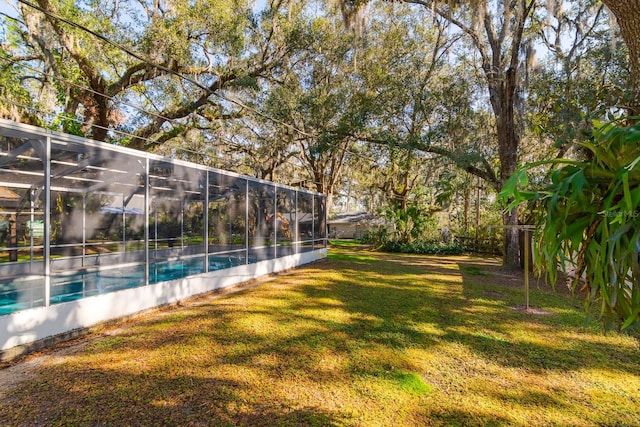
[{"xmin": 1, "ymin": 0, "xmax": 637, "ymax": 328}]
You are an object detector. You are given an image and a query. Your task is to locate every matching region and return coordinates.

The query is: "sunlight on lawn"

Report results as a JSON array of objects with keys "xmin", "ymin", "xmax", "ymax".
[{"xmin": 0, "ymin": 246, "xmax": 638, "ymax": 426}]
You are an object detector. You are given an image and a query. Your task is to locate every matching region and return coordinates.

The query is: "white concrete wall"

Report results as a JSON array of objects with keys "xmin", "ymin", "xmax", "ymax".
[{"xmin": 1, "ymin": 249, "xmax": 326, "ymax": 353}]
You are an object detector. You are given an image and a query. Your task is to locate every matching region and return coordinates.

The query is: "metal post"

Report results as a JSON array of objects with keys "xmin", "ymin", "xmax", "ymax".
[
  {"xmin": 30, "ymin": 190, "xmax": 35, "ymax": 264},
  {"xmin": 475, "ymin": 176, "xmax": 481, "ymax": 252},
  {"xmin": 122, "ymin": 194, "xmax": 126, "ymax": 253},
  {"xmin": 245, "ymin": 179, "xmax": 249, "ymax": 264},
  {"xmin": 311, "ymin": 193, "xmax": 315, "ymax": 250},
  {"xmin": 82, "ymin": 193, "xmax": 86, "ymax": 266},
  {"xmin": 154, "ymin": 199, "xmax": 158, "ymax": 253},
  {"xmin": 295, "ymin": 190, "xmax": 299, "ymax": 254},
  {"xmin": 488, "ymin": 224, "xmax": 535, "ymax": 310},
  {"xmin": 144, "ymin": 158, "xmax": 149, "ymax": 285},
  {"xmin": 228, "ymin": 195, "xmax": 232, "ymax": 248},
  {"xmin": 273, "ymin": 186, "xmax": 277, "ymax": 259},
  {"xmin": 204, "ymin": 172, "xmax": 209, "ymax": 272},
  {"xmin": 524, "ymin": 228, "xmax": 530, "ymax": 310},
  {"xmin": 8, "ymin": 212, "xmax": 16, "ymax": 263},
  {"xmin": 43, "ymin": 136, "xmax": 51, "ymax": 307},
  {"xmin": 180, "ymin": 200, "xmax": 184, "ymax": 250},
  {"xmin": 323, "ymin": 195, "xmax": 327, "ymax": 248}
]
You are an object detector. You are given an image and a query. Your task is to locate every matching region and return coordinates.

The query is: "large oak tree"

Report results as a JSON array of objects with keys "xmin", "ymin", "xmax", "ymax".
[
  {"xmin": 340, "ymin": 0, "xmax": 535, "ymax": 267},
  {"xmin": 5, "ymin": 0, "xmax": 294, "ymax": 148},
  {"xmin": 601, "ymin": 0, "xmax": 640, "ymax": 113}
]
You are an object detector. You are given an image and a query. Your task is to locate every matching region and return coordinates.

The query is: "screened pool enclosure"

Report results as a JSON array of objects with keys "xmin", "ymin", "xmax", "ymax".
[{"xmin": 0, "ymin": 119, "xmax": 326, "ymax": 353}]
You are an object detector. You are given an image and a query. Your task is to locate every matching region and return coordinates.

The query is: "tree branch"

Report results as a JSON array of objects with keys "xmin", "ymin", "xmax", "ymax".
[{"xmin": 108, "ymin": 62, "xmax": 163, "ymax": 96}]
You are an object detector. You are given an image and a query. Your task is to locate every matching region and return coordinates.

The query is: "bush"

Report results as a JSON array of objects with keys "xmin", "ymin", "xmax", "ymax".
[
  {"xmin": 378, "ymin": 240, "xmax": 463, "ymax": 255},
  {"xmin": 359, "ymin": 228, "xmax": 389, "ymax": 245}
]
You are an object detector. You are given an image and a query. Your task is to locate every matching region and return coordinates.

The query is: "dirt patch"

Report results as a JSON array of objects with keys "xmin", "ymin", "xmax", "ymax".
[
  {"xmin": 482, "ymin": 290, "xmax": 506, "ymax": 299},
  {"xmin": 457, "ymin": 258, "xmax": 578, "ymax": 297},
  {"xmin": 510, "ymin": 305, "xmax": 556, "ymax": 316},
  {"xmin": 0, "ymin": 332, "xmax": 100, "ymax": 404}
]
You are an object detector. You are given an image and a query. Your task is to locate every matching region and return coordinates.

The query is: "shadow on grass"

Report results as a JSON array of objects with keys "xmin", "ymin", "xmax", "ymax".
[
  {"xmin": 1, "ymin": 363, "xmax": 349, "ymax": 426},
  {"xmin": 413, "ymin": 407, "xmax": 514, "ymax": 427},
  {"xmin": 1, "ymin": 247, "xmax": 638, "ymax": 426},
  {"xmin": 307, "ymin": 250, "xmax": 640, "ymax": 378},
  {"xmin": 102, "ymin": 248, "xmax": 640, "ymax": 384}
]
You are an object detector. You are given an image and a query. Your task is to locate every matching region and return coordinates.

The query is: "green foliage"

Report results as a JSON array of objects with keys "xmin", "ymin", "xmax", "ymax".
[
  {"xmin": 0, "ymin": 39, "xmax": 39, "ymax": 123},
  {"xmin": 51, "ymin": 113, "xmax": 85, "ymax": 136},
  {"xmin": 378, "ymin": 240, "xmax": 463, "ymax": 255},
  {"xmin": 380, "ymin": 202, "xmax": 433, "ymax": 244},
  {"xmin": 501, "ymin": 119, "xmax": 640, "ymax": 331},
  {"xmin": 360, "ymin": 211, "xmax": 462, "ymax": 255},
  {"xmin": 527, "ymin": 1, "xmax": 630, "ymax": 154}
]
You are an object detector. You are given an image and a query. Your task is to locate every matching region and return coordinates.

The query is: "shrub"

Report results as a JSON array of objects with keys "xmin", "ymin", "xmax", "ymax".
[{"xmin": 378, "ymin": 239, "xmax": 464, "ymax": 255}]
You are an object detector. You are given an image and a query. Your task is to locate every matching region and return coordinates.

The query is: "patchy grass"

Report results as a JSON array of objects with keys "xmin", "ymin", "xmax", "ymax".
[
  {"xmin": 462, "ymin": 265, "xmax": 488, "ymax": 276},
  {"xmin": 327, "ymin": 252, "xmax": 377, "ymax": 263},
  {"xmin": 1, "ymin": 248, "xmax": 638, "ymax": 426},
  {"xmin": 328, "ymin": 239, "xmax": 364, "ymax": 247}
]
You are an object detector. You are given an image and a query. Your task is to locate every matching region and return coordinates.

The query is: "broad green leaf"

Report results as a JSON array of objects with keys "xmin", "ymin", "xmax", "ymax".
[{"xmin": 512, "ymin": 120, "xmax": 640, "ymax": 330}]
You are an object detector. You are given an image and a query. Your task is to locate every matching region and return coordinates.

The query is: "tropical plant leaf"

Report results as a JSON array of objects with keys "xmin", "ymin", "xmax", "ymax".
[{"xmin": 502, "ymin": 120, "xmax": 640, "ymax": 331}]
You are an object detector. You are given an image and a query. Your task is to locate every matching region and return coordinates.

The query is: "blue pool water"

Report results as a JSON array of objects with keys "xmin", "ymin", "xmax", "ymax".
[
  {"xmin": 0, "ymin": 277, "xmax": 45, "ymax": 315},
  {"xmin": 0, "ymin": 255, "xmax": 247, "ymax": 315}
]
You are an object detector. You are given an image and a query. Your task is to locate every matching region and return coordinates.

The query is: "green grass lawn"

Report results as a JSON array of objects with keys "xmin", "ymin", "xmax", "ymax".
[{"xmin": 1, "ymin": 245, "xmax": 638, "ymax": 426}]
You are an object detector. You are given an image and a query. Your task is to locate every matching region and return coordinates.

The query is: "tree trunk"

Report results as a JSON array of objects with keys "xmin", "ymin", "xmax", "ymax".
[
  {"xmin": 325, "ymin": 191, "xmax": 334, "ymax": 218},
  {"xmin": 490, "ymin": 67, "xmax": 521, "ymax": 268},
  {"xmin": 601, "ymin": 0, "xmax": 640, "ymax": 113},
  {"xmin": 463, "ymin": 186, "xmax": 470, "ymax": 235},
  {"xmin": 502, "ymin": 208, "xmax": 520, "ymax": 268},
  {"xmin": 86, "ymin": 93, "xmax": 110, "ymax": 141}
]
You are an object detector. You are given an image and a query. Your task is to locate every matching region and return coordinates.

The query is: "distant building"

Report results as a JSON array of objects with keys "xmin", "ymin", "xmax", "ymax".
[{"xmin": 328, "ymin": 212, "xmax": 382, "ymax": 239}]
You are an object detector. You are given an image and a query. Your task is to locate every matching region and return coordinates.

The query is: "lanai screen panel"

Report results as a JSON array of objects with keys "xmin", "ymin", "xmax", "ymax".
[
  {"xmin": 314, "ymin": 194, "xmax": 327, "ymax": 249},
  {"xmin": 208, "ymin": 171, "xmax": 247, "ymax": 269},
  {"xmin": 148, "ymin": 159, "xmax": 207, "ymax": 281},
  {"xmin": 0, "ymin": 120, "xmax": 326, "ymax": 316},
  {"xmin": 0, "ymin": 134, "xmax": 46, "ymax": 313},
  {"xmin": 297, "ymin": 191, "xmax": 314, "ymax": 253},
  {"xmin": 48, "ymin": 137, "xmax": 148, "ymax": 302},
  {"xmin": 276, "ymin": 187, "xmax": 296, "ymax": 257},
  {"xmin": 248, "ymin": 181, "xmax": 275, "ymax": 262},
  {"xmin": 149, "ymin": 159, "xmax": 205, "ymax": 251}
]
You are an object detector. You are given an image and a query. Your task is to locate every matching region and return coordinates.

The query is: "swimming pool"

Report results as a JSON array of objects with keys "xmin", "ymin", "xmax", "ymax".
[{"xmin": 0, "ymin": 255, "xmax": 248, "ymax": 315}]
